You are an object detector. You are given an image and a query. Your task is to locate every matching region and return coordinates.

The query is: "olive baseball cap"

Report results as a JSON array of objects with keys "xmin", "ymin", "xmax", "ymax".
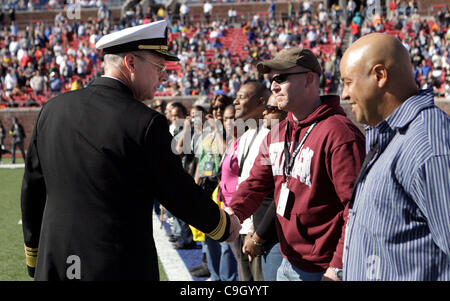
[{"xmin": 257, "ymin": 46, "xmax": 322, "ymax": 75}]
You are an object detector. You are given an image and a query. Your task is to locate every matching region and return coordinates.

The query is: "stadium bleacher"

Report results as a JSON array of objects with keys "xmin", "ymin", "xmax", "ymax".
[{"xmin": 0, "ymin": 0, "xmax": 448, "ymax": 108}]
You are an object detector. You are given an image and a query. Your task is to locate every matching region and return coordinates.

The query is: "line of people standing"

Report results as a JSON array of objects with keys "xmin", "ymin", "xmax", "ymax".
[
  {"xmin": 154, "ymin": 82, "xmax": 290, "ymax": 281},
  {"xmin": 155, "ymin": 46, "xmax": 365, "ymax": 281},
  {"xmin": 156, "ymin": 32, "xmax": 449, "ymax": 281}
]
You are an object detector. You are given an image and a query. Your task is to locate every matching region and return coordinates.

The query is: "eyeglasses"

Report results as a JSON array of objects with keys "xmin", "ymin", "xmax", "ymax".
[
  {"xmin": 264, "ymin": 105, "xmax": 283, "ymax": 114},
  {"xmin": 134, "ymin": 54, "xmax": 166, "ymax": 74},
  {"xmin": 270, "ymin": 71, "xmax": 310, "ymax": 85}
]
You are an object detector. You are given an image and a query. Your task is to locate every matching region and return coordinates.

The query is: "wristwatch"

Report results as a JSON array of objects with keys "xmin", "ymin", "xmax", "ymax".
[{"xmin": 330, "ymin": 267, "xmax": 343, "ymax": 280}]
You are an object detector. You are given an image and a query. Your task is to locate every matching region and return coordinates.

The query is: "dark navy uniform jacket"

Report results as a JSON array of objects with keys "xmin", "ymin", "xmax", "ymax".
[{"xmin": 21, "ymin": 77, "xmax": 229, "ymax": 280}]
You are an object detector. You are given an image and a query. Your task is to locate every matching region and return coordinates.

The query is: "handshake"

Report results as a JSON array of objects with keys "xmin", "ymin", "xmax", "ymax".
[{"xmin": 224, "ymin": 207, "xmax": 241, "ymax": 242}]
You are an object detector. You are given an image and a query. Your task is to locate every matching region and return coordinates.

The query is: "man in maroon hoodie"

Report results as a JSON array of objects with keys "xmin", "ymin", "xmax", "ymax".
[{"xmin": 230, "ymin": 47, "xmax": 365, "ymax": 281}]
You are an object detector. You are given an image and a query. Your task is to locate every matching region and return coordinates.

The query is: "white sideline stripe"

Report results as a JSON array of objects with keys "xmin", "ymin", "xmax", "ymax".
[
  {"xmin": 152, "ymin": 213, "xmax": 193, "ymax": 281},
  {"xmin": 0, "ymin": 164, "xmax": 25, "ymax": 169}
]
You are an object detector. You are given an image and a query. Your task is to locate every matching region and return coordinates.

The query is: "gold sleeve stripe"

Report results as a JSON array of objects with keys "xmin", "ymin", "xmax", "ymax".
[
  {"xmin": 206, "ymin": 208, "xmax": 227, "ymax": 240},
  {"xmin": 24, "ymin": 245, "xmax": 37, "ymax": 268},
  {"xmin": 26, "ymin": 254, "xmax": 37, "ymax": 268}
]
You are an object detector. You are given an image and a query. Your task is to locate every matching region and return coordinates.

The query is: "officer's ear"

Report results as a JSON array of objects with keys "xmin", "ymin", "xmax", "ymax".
[{"xmin": 123, "ymin": 53, "xmax": 136, "ymax": 73}]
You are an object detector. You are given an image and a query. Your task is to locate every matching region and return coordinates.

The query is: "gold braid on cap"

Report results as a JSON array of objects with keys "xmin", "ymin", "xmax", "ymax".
[{"xmin": 138, "ymin": 45, "xmax": 169, "ymax": 50}]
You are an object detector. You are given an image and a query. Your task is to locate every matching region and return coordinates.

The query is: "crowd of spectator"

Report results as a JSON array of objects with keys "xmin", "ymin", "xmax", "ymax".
[
  {"xmin": 157, "ymin": 0, "xmax": 348, "ymax": 99},
  {"xmin": 1, "ymin": 0, "xmax": 105, "ymax": 11},
  {"xmin": 0, "ymin": 2, "xmax": 110, "ymax": 108},
  {"xmin": 0, "ymin": 1, "xmax": 449, "ymax": 108},
  {"xmin": 159, "ymin": 0, "xmax": 449, "ymax": 100},
  {"xmin": 353, "ymin": 1, "xmax": 449, "ymax": 97}
]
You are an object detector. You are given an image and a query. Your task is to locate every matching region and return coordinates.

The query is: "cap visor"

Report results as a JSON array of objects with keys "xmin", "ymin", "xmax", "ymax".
[
  {"xmin": 153, "ymin": 50, "xmax": 180, "ymax": 61},
  {"xmin": 257, "ymin": 59, "xmax": 297, "ymax": 73}
]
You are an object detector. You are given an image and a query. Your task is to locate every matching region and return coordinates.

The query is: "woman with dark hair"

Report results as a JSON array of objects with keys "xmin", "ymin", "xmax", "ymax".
[
  {"xmin": 215, "ymin": 104, "xmax": 241, "ymax": 280},
  {"xmin": 195, "ymin": 93, "xmax": 234, "ymax": 187}
]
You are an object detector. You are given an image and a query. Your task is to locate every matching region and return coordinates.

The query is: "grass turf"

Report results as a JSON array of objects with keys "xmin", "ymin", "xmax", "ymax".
[
  {"xmin": 0, "ymin": 167, "xmax": 28, "ymax": 280},
  {"xmin": 0, "ymin": 165, "xmax": 168, "ymax": 281}
]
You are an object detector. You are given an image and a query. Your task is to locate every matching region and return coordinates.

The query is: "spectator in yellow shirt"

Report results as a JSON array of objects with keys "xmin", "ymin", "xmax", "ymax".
[
  {"xmin": 71, "ymin": 78, "xmax": 83, "ymax": 91},
  {"xmin": 157, "ymin": 7, "xmax": 165, "ymax": 20}
]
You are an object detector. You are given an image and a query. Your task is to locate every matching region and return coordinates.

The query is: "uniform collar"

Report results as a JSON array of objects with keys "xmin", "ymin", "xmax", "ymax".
[{"xmin": 90, "ymin": 76, "xmax": 133, "ymax": 96}]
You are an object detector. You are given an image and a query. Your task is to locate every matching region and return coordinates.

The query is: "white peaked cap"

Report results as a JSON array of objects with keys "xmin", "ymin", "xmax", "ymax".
[{"xmin": 95, "ymin": 20, "xmax": 179, "ymax": 61}]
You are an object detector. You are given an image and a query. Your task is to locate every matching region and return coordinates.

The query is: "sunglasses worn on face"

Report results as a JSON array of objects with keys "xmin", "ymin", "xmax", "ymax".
[
  {"xmin": 270, "ymin": 71, "xmax": 310, "ymax": 85},
  {"xmin": 265, "ymin": 105, "xmax": 283, "ymax": 114}
]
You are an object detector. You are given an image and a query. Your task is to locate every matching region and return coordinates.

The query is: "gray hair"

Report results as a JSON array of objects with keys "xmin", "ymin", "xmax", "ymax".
[
  {"xmin": 103, "ymin": 51, "xmax": 152, "ymax": 73},
  {"xmin": 103, "ymin": 53, "xmax": 125, "ymax": 73}
]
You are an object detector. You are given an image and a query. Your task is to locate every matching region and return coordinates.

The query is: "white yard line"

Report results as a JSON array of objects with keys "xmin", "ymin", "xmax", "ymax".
[{"xmin": 152, "ymin": 213, "xmax": 193, "ymax": 281}]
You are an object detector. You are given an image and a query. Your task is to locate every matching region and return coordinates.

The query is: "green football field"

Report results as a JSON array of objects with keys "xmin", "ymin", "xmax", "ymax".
[
  {"xmin": 0, "ymin": 162, "xmax": 28, "ymax": 280},
  {"xmin": 0, "ymin": 161, "xmax": 167, "ymax": 281}
]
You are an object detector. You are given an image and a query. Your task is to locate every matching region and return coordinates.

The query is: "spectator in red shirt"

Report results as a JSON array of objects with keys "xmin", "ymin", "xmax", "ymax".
[
  {"xmin": 389, "ymin": 0, "xmax": 398, "ymax": 18},
  {"xmin": 20, "ymin": 51, "xmax": 32, "ymax": 68},
  {"xmin": 34, "ymin": 46, "xmax": 44, "ymax": 64},
  {"xmin": 230, "ymin": 47, "xmax": 365, "ymax": 281},
  {"xmin": 351, "ymin": 20, "xmax": 361, "ymax": 42}
]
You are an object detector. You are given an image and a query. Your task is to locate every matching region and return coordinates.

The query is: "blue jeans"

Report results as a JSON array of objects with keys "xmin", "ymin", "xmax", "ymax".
[
  {"xmin": 11, "ymin": 140, "xmax": 25, "ymax": 163},
  {"xmin": 204, "ymin": 236, "xmax": 238, "ymax": 281},
  {"xmin": 261, "ymin": 242, "xmax": 283, "ymax": 281},
  {"xmin": 276, "ymin": 258, "xmax": 324, "ymax": 281}
]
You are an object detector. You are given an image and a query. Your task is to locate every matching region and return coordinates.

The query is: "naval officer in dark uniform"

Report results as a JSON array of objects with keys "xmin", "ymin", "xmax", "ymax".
[{"xmin": 21, "ymin": 20, "xmax": 241, "ymax": 281}]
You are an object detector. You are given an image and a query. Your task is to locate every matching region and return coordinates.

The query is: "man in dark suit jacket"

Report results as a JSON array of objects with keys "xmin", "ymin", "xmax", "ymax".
[{"xmin": 21, "ymin": 20, "xmax": 241, "ymax": 281}]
